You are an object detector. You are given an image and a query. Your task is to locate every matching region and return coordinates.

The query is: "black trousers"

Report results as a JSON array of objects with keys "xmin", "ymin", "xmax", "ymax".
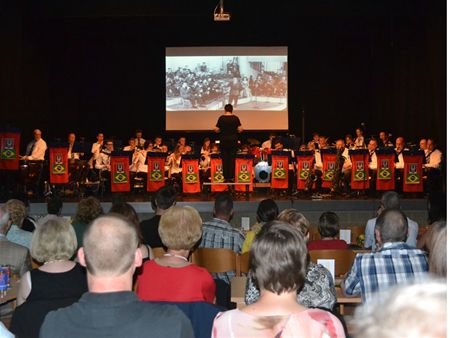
[{"xmin": 221, "ymin": 145, "xmax": 237, "ymax": 181}]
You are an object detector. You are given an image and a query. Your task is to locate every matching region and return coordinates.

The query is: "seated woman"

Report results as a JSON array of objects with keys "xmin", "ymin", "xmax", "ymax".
[
  {"xmin": 71, "ymin": 196, "xmax": 103, "ymax": 249},
  {"xmin": 10, "ymin": 217, "xmax": 88, "ymax": 338},
  {"xmin": 245, "ymin": 209, "xmax": 337, "ymax": 310},
  {"xmin": 242, "ymin": 199, "xmax": 279, "ymax": 253},
  {"xmin": 213, "ymin": 222, "xmax": 345, "ymax": 338},
  {"xmin": 136, "ymin": 205, "xmax": 216, "ymax": 303},
  {"xmin": 307, "ymin": 211, "xmax": 349, "ymax": 251}
]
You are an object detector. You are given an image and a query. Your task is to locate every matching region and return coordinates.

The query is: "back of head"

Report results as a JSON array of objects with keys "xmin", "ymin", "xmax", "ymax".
[
  {"xmin": 109, "ymin": 202, "xmax": 139, "ymax": 227},
  {"xmin": 214, "ymin": 192, "xmax": 233, "ymax": 219},
  {"xmin": 5, "ymin": 199, "xmax": 27, "ymax": 227},
  {"xmin": 353, "ymin": 280, "xmax": 447, "ymax": 338},
  {"xmin": 256, "ymin": 199, "xmax": 279, "ymax": 223},
  {"xmin": 159, "ymin": 205, "xmax": 202, "ymax": 250},
  {"xmin": 381, "ymin": 191, "xmax": 401, "ymax": 210},
  {"xmin": 83, "ymin": 214, "xmax": 139, "ymax": 277},
  {"xmin": 74, "ymin": 197, "xmax": 103, "ymax": 224},
  {"xmin": 375, "ymin": 209, "xmax": 408, "ymax": 243},
  {"xmin": 277, "ymin": 208, "xmax": 310, "ymax": 237},
  {"xmin": 47, "ymin": 195, "xmax": 63, "ymax": 215},
  {"xmin": 318, "ymin": 211, "xmax": 340, "ymax": 238},
  {"xmin": 155, "ymin": 185, "xmax": 177, "ymax": 210},
  {"xmin": 224, "ymin": 103, "xmax": 233, "ymax": 113},
  {"xmin": 428, "ymin": 222, "xmax": 446, "ymax": 277},
  {"xmin": 250, "ymin": 221, "xmax": 308, "ymax": 295},
  {"xmin": 0, "ymin": 205, "xmax": 10, "ymax": 233}
]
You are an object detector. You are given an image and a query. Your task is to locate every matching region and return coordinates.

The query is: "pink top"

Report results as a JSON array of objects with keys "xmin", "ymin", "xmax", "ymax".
[
  {"xmin": 212, "ymin": 308, "xmax": 345, "ymax": 338},
  {"xmin": 136, "ymin": 260, "xmax": 216, "ymax": 303}
]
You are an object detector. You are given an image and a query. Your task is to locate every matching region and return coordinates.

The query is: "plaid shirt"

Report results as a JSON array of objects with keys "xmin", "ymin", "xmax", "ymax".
[
  {"xmin": 200, "ymin": 218, "xmax": 245, "ymax": 283},
  {"xmin": 343, "ymin": 242, "xmax": 429, "ymax": 302}
]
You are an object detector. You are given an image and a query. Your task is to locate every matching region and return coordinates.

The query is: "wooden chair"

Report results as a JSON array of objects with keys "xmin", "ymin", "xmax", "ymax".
[
  {"xmin": 236, "ymin": 252, "xmax": 249, "ymax": 276},
  {"xmin": 309, "ymin": 250, "xmax": 356, "ymax": 277},
  {"xmin": 341, "ymin": 226, "xmax": 366, "ymax": 244},
  {"xmin": 151, "ymin": 247, "xmax": 166, "ymax": 259},
  {"xmin": 191, "ymin": 248, "xmax": 237, "ymax": 274}
]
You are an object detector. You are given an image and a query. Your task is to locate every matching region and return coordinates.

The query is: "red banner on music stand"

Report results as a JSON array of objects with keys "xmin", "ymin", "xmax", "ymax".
[
  {"xmin": 296, "ymin": 151, "xmax": 314, "ymax": 190},
  {"xmin": 321, "ymin": 151, "xmax": 336, "ymax": 189},
  {"xmin": 349, "ymin": 150, "xmax": 369, "ymax": 190},
  {"xmin": 271, "ymin": 151, "xmax": 289, "ymax": 190},
  {"xmin": 110, "ymin": 156, "xmax": 130, "ymax": 192},
  {"xmin": 182, "ymin": 157, "xmax": 200, "ymax": 194},
  {"xmin": 0, "ymin": 131, "xmax": 20, "ymax": 170},
  {"xmin": 49, "ymin": 147, "xmax": 69, "ymax": 184},
  {"xmin": 147, "ymin": 153, "xmax": 166, "ymax": 192},
  {"xmin": 403, "ymin": 153, "xmax": 424, "ymax": 193},
  {"xmin": 235, "ymin": 155, "xmax": 254, "ymax": 192},
  {"xmin": 210, "ymin": 156, "xmax": 227, "ymax": 192},
  {"xmin": 376, "ymin": 152, "xmax": 395, "ymax": 190}
]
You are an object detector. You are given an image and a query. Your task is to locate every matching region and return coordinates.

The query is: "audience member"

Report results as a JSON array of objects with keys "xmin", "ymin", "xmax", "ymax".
[
  {"xmin": 352, "ymin": 280, "xmax": 446, "ymax": 338},
  {"xmin": 343, "ymin": 209, "xmax": 428, "ymax": 302},
  {"xmin": 242, "ymin": 199, "xmax": 279, "ymax": 253},
  {"xmin": 11, "ymin": 217, "xmax": 88, "ymax": 338},
  {"xmin": 364, "ymin": 191, "xmax": 418, "ymax": 250},
  {"xmin": 213, "ymin": 222, "xmax": 345, "ymax": 338},
  {"xmin": 245, "ymin": 208, "xmax": 336, "ymax": 310},
  {"xmin": 46, "ymin": 195, "xmax": 63, "ymax": 216},
  {"xmin": 40, "ymin": 214, "xmax": 194, "ymax": 338},
  {"xmin": 140, "ymin": 185, "xmax": 177, "ymax": 249},
  {"xmin": 137, "ymin": 206, "xmax": 215, "ymax": 303},
  {"xmin": 428, "ymin": 222, "xmax": 446, "ymax": 278},
  {"xmin": 71, "ymin": 196, "xmax": 103, "ymax": 248},
  {"xmin": 5, "ymin": 199, "xmax": 33, "ymax": 249},
  {"xmin": 307, "ymin": 212, "xmax": 348, "ymax": 251}
]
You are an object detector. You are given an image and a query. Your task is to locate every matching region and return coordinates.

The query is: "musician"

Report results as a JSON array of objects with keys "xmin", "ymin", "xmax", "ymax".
[
  {"xmin": 123, "ymin": 138, "xmax": 137, "ymax": 152},
  {"xmin": 318, "ymin": 136, "xmax": 329, "ymax": 149},
  {"xmin": 135, "ymin": 129, "xmax": 146, "ymax": 148},
  {"xmin": 332, "ymin": 139, "xmax": 352, "ymax": 194},
  {"xmin": 419, "ymin": 139, "xmax": 428, "ymax": 152},
  {"xmin": 95, "ymin": 140, "xmax": 113, "ymax": 172},
  {"xmin": 130, "ymin": 147, "xmax": 147, "ymax": 173},
  {"xmin": 379, "ymin": 131, "xmax": 393, "ymax": 148},
  {"xmin": 424, "ymin": 138, "xmax": 443, "ymax": 193},
  {"xmin": 304, "ymin": 141, "xmax": 323, "ymax": 196},
  {"xmin": 153, "ymin": 136, "xmax": 163, "ymax": 151},
  {"xmin": 261, "ymin": 133, "xmax": 276, "ymax": 151},
  {"xmin": 91, "ymin": 133, "xmax": 104, "ymax": 162},
  {"xmin": 22, "ymin": 129, "xmax": 47, "ymax": 161},
  {"xmin": 345, "ymin": 134, "xmax": 354, "ymax": 150},
  {"xmin": 394, "ymin": 137, "xmax": 407, "ymax": 170},
  {"xmin": 368, "ymin": 138, "xmax": 378, "ymax": 192},
  {"xmin": 311, "ymin": 132, "xmax": 320, "ymax": 150},
  {"xmin": 177, "ymin": 137, "xmax": 186, "ymax": 147},
  {"xmin": 67, "ymin": 132, "xmax": 80, "ymax": 161},
  {"xmin": 354, "ymin": 128, "xmax": 366, "ymax": 149},
  {"xmin": 167, "ymin": 144, "xmax": 183, "ymax": 189}
]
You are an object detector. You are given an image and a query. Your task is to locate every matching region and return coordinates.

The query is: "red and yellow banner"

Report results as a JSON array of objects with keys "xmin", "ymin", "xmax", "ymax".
[
  {"xmin": 403, "ymin": 153, "xmax": 423, "ymax": 193},
  {"xmin": 0, "ymin": 131, "xmax": 20, "ymax": 170},
  {"xmin": 349, "ymin": 150, "xmax": 369, "ymax": 190},
  {"xmin": 376, "ymin": 152, "xmax": 395, "ymax": 190},
  {"xmin": 49, "ymin": 147, "xmax": 69, "ymax": 184},
  {"xmin": 147, "ymin": 154, "xmax": 166, "ymax": 192},
  {"xmin": 182, "ymin": 157, "xmax": 200, "ymax": 194},
  {"xmin": 321, "ymin": 150, "xmax": 336, "ymax": 189},
  {"xmin": 110, "ymin": 156, "xmax": 130, "ymax": 192},
  {"xmin": 235, "ymin": 155, "xmax": 254, "ymax": 192},
  {"xmin": 271, "ymin": 151, "xmax": 289, "ymax": 190},
  {"xmin": 210, "ymin": 156, "xmax": 227, "ymax": 192},
  {"xmin": 296, "ymin": 151, "xmax": 314, "ymax": 190}
]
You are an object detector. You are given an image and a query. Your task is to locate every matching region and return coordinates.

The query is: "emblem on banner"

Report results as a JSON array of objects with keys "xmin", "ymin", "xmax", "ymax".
[
  {"xmin": 113, "ymin": 162, "xmax": 128, "ymax": 183},
  {"xmin": 238, "ymin": 163, "xmax": 251, "ymax": 183},
  {"xmin": 353, "ymin": 160, "xmax": 366, "ymax": 181},
  {"xmin": 150, "ymin": 161, "xmax": 163, "ymax": 181},
  {"xmin": 213, "ymin": 163, "xmax": 224, "ymax": 183},
  {"xmin": 405, "ymin": 163, "xmax": 420, "ymax": 184},
  {"xmin": 1, "ymin": 138, "xmax": 16, "ymax": 160},
  {"xmin": 273, "ymin": 160, "xmax": 287, "ymax": 179},
  {"xmin": 299, "ymin": 160, "xmax": 310, "ymax": 180},
  {"xmin": 324, "ymin": 162, "xmax": 335, "ymax": 181},
  {"xmin": 378, "ymin": 159, "xmax": 392, "ymax": 180},
  {"xmin": 185, "ymin": 164, "xmax": 198, "ymax": 184},
  {"xmin": 52, "ymin": 153, "xmax": 66, "ymax": 174}
]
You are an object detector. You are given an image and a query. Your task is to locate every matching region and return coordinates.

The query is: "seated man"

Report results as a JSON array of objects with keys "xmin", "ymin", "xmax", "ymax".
[
  {"xmin": 342, "ymin": 209, "xmax": 428, "ymax": 302},
  {"xmin": 367, "ymin": 138, "xmax": 378, "ymax": 192},
  {"xmin": 331, "ymin": 139, "xmax": 352, "ymax": 194},
  {"xmin": 40, "ymin": 214, "xmax": 193, "ymax": 338},
  {"xmin": 394, "ymin": 136, "xmax": 408, "ymax": 192},
  {"xmin": 22, "ymin": 129, "xmax": 47, "ymax": 161},
  {"xmin": 424, "ymin": 138, "xmax": 443, "ymax": 193}
]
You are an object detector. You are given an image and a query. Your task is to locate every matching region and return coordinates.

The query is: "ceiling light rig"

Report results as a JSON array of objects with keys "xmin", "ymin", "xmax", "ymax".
[{"xmin": 213, "ymin": 0, "xmax": 231, "ymax": 21}]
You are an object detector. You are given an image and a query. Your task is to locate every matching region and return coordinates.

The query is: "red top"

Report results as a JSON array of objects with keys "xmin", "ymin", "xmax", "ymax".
[
  {"xmin": 307, "ymin": 239, "xmax": 349, "ymax": 251},
  {"xmin": 136, "ymin": 260, "xmax": 216, "ymax": 303}
]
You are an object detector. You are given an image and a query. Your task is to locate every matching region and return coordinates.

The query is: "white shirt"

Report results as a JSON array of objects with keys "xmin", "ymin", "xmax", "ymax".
[
  {"xmin": 91, "ymin": 142, "xmax": 103, "ymax": 160},
  {"xmin": 342, "ymin": 148, "xmax": 352, "ymax": 170},
  {"xmin": 355, "ymin": 136, "xmax": 366, "ymax": 148},
  {"xmin": 130, "ymin": 150, "xmax": 147, "ymax": 172},
  {"xmin": 395, "ymin": 151, "xmax": 404, "ymax": 169},
  {"xmin": 261, "ymin": 139, "xmax": 272, "ymax": 150},
  {"xmin": 369, "ymin": 151, "xmax": 377, "ymax": 170},
  {"xmin": 67, "ymin": 143, "xmax": 80, "ymax": 160},
  {"xmin": 95, "ymin": 152, "xmax": 111, "ymax": 171},
  {"xmin": 314, "ymin": 150, "xmax": 323, "ymax": 171},
  {"xmin": 27, "ymin": 138, "xmax": 47, "ymax": 160},
  {"xmin": 424, "ymin": 149, "xmax": 442, "ymax": 169},
  {"xmin": 135, "ymin": 138, "xmax": 146, "ymax": 147}
]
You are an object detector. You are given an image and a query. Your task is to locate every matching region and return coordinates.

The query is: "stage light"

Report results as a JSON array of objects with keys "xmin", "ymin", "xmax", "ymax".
[{"xmin": 214, "ymin": 0, "xmax": 231, "ymax": 21}]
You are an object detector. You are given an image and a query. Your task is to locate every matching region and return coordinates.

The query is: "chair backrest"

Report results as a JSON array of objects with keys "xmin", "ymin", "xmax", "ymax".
[
  {"xmin": 309, "ymin": 249, "xmax": 356, "ymax": 277},
  {"xmin": 236, "ymin": 252, "xmax": 250, "ymax": 276},
  {"xmin": 191, "ymin": 248, "xmax": 237, "ymax": 274},
  {"xmin": 151, "ymin": 247, "xmax": 166, "ymax": 259},
  {"xmin": 341, "ymin": 226, "xmax": 366, "ymax": 244}
]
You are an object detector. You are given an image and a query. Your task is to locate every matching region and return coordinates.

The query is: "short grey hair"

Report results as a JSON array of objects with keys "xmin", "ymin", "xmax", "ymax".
[
  {"xmin": 375, "ymin": 209, "xmax": 407, "ymax": 243},
  {"xmin": 352, "ymin": 280, "xmax": 447, "ymax": 338},
  {"xmin": 0, "ymin": 205, "xmax": 10, "ymax": 230},
  {"xmin": 381, "ymin": 191, "xmax": 400, "ymax": 210}
]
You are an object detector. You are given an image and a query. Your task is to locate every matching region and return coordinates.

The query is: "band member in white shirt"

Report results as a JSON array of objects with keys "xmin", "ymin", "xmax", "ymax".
[
  {"xmin": 22, "ymin": 129, "xmax": 47, "ymax": 161},
  {"xmin": 67, "ymin": 132, "xmax": 80, "ymax": 161},
  {"xmin": 134, "ymin": 129, "xmax": 146, "ymax": 148},
  {"xmin": 95, "ymin": 140, "xmax": 113, "ymax": 172},
  {"xmin": 424, "ymin": 138, "xmax": 443, "ymax": 193}
]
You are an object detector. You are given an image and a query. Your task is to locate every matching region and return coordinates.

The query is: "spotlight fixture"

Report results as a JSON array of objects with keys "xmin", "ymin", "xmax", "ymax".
[{"xmin": 214, "ymin": 0, "xmax": 231, "ymax": 21}]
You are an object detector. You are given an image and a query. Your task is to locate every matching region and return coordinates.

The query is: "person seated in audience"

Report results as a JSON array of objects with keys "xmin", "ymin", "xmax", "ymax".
[
  {"xmin": 342, "ymin": 209, "xmax": 428, "ymax": 302},
  {"xmin": 364, "ymin": 191, "xmax": 418, "ymax": 251},
  {"xmin": 137, "ymin": 206, "xmax": 215, "ymax": 303},
  {"xmin": 213, "ymin": 221, "xmax": 345, "ymax": 338},
  {"xmin": 427, "ymin": 222, "xmax": 446, "ymax": 278},
  {"xmin": 71, "ymin": 196, "xmax": 104, "ymax": 249},
  {"xmin": 352, "ymin": 280, "xmax": 446, "ymax": 338},
  {"xmin": 245, "ymin": 208, "xmax": 336, "ymax": 311},
  {"xmin": 307, "ymin": 211, "xmax": 349, "ymax": 251},
  {"xmin": 11, "ymin": 217, "xmax": 88, "ymax": 338},
  {"xmin": 242, "ymin": 199, "xmax": 279, "ymax": 253},
  {"xmin": 5, "ymin": 199, "xmax": 33, "ymax": 249},
  {"xmin": 40, "ymin": 214, "xmax": 194, "ymax": 338}
]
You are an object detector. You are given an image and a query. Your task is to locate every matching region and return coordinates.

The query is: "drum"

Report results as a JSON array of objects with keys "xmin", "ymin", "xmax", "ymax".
[{"xmin": 254, "ymin": 161, "xmax": 271, "ymax": 183}]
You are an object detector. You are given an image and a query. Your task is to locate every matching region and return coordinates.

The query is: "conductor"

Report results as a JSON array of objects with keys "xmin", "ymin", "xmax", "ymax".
[{"xmin": 214, "ymin": 104, "xmax": 243, "ymax": 181}]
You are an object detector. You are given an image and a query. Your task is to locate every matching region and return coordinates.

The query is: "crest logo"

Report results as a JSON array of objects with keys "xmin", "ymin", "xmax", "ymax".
[
  {"xmin": 273, "ymin": 159, "xmax": 287, "ymax": 179},
  {"xmin": 113, "ymin": 162, "xmax": 128, "ymax": 183},
  {"xmin": 185, "ymin": 163, "xmax": 198, "ymax": 184},
  {"xmin": 52, "ymin": 152, "xmax": 66, "ymax": 174},
  {"xmin": 150, "ymin": 160, "xmax": 163, "ymax": 181},
  {"xmin": 381, "ymin": 159, "xmax": 389, "ymax": 169},
  {"xmin": 1, "ymin": 138, "xmax": 16, "ymax": 160}
]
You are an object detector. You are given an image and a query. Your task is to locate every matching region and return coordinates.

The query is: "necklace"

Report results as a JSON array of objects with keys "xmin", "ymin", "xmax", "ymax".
[
  {"xmin": 43, "ymin": 259, "xmax": 67, "ymax": 265},
  {"xmin": 163, "ymin": 253, "xmax": 188, "ymax": 262}
]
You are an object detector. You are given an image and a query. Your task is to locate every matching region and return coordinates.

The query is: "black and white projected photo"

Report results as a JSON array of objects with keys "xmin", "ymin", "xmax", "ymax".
[{"xmin": 166, "ymin": 46, "xmax": 288, "ymax": 131}]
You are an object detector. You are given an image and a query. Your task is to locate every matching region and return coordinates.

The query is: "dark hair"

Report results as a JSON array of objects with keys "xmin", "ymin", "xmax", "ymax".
[
  {"xmin": 155, "ymin": 185, "xmax": 177, "ymax": 210},
  {"xmin": 318, "ymin": 211, "xmax": 340, "ymax": 238},
  {"xmin": 250, "ymin": 221, "xmax": 307, "ymax": 295},
  {"xmin": 214, "ymin": 192, "xmax": 233, "ymax": 217},
  {"xmin": 224, "ymin": 103, "xmax": 233, "ymax": 113},
  {"xmin": 375, "ymin": 209, "xmax": 408, "ymax": 243},
  {"xmin": 256, "ymin": 199, "xmax": 279, "ymax": 223},
  {"xmin": 47, "ymin": 196, "xmax": 62, "ymax": 215},
  {"xmin": 381, "ymin": 191, "xmax": 401, "ymax": 210},
  {"xmin": 109, "ymin": 203, "xmax": 143, "ymax": 243}
]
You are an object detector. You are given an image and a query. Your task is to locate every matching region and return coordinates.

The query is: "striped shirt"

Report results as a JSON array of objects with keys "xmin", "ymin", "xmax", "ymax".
[{"xmin": 343, "ymin": 242, "xmax": 428, "ymax": 302}]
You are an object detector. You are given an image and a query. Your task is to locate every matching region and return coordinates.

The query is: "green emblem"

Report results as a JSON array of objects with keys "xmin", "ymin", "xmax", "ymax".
[
  {"xmin": 405, "ymin": 163, "xmax": 420, "ymax": 184},
  {"xmin": 1, "ymin": 138, "xmax": 16, "ymax": 160},
  {"xmin": 273, "ymin": 168, "xmax": 286, "ymax": 179},
  {"xmin": 378, "ymin": 159, "xmax": 392, "ymax": 180},
  {"xmin": 52, "ymin": 153, "xmax": 66, "ymax": 174},
  {"xmin": 184, "ymin": 164, "xmax": 198, "ymax": 184},
  {"xmin": 150, "ymin": 170, "xmax": 163, "ymax": 181},
  {"xmin": 114, "ymin": 172, "xmax": 128, "ymax": 183}
]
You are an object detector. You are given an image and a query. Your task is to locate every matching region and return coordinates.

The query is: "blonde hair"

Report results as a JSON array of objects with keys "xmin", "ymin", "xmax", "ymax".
[
  {"xmin": 5, "ymin": 199, "xmax": 27, "ymax": 227},
  {"xmin": 159, "ymin": 206, "xmax": 202, "ymax": 250},
  {"xmin": 31, "ymin": 217, "xmax": 77, "ymax": 263},
  {"xmin": 277, "ymin": 208, "xmax": 310, "ymax": 236}
]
